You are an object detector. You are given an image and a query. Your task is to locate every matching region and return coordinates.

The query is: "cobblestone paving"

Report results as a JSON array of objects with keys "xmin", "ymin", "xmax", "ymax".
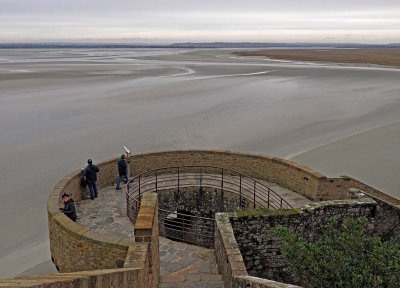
[{"xmin": 75, "ymin": 186, "xmax": 135, "ymax": 240}]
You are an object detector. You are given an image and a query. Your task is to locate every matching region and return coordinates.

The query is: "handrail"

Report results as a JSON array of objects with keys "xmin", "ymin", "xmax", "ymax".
[{"xmin": 126, "ymin": 165, "xmax": 292, "ymax": 223}]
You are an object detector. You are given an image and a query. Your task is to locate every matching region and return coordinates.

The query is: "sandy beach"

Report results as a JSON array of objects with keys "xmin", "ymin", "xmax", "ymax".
[{"xmin": 0, "ymin": 48, "xmax": 400, "ymax": 277}]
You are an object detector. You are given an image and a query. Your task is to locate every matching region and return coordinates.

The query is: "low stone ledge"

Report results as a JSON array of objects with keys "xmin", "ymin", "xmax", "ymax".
[
  {"xmin": 124, "ymin": 244, "xmax": 149, "ymax": 269},
  {"xmin": 215, "ymin": 213, "xmax": 248, "ymax": 288},
  {"xmin": 132, "ymin": 192, "xmax": 159, "ymax": 288},
  {"xmin": 1, "ymin": 267, "xmax": 149, "ymax": 288},
  {"xmin": 233, "ymin": 276, "xmax": 302, "ymax": 288}
]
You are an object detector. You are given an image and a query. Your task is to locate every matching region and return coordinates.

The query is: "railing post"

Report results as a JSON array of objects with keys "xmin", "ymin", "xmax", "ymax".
[
  {"xmin": 239, "ymin": 174, "xmax": 242, "ymax": 209},
  {"xmin": 221, "ymin": 168, "xmax": 224, "ymax": 211},
  {"xmin": 138, "ymin": 175, "xmax": 141, "ymax": 213},
  {"xmin": 155, "ymin": 169, "xmax": 158, "ymax": 193},
  {"xmin": 177, "ymin": 167, "xmax": 180, "ymax": 192},
  {"xmin": 200, "ymin": 166, "xmax": 203, "ymax": 193},
  {"xmin": 280, "ymin": 198, "xmax": 283, "ymax": 208},
  {"xmin": 253, "ymin": 181, "xmax": 256, "ymax": 209},
  {"xmin": 138, "ymin": 175, "xmax": 141, "ymax": 199},
  {"xmin": 221, "ymin": 168, "xmax": 224, "ymax": 191},
  {"xmin": 182, "ymin": 213, "xmax": 185, "ymax": 243}
]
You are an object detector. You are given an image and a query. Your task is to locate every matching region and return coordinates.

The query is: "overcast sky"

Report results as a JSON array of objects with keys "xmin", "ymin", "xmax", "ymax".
[{"xmin": 1, "ymin": 0, "xmax": 399, "ymax": 43}]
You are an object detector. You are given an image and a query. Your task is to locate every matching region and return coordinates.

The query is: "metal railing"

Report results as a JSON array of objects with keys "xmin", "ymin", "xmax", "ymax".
[
  {"xmin": 127, "ymin": 166, "xmax": 292, "ymax": 220},
  {"xmin": 158, "ymin": 208, "xmax": 215, "ymax": 248}
]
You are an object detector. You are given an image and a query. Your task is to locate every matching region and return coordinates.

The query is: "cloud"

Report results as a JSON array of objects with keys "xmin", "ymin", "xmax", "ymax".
[{"xmin": 1, "ymin": 0, "xmax": 399, "ymax": 43}]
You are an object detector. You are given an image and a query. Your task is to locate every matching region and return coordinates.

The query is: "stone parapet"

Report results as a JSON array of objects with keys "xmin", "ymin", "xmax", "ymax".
[
  {"xmin": 215, "ymin": 213, "xmax": 247, "ymax": 288},
  {"xmin": 48, "ymin": 155, "xmax": 134, "ymax": 272},
  {"xmin": 129, "ymin": 150, "xmax": 324, "ymax": 200},
  {"xmin": 133, "ymin": 193, "xmax": 159, "ymax": 288},
  {"xmin": 0, "ymin": 268, "xmax": 148, "ymax": 288},
  {"xmin": 231, "ymin": 198, "xmax": 377, "ymax": 282},
  {"xmin": 46, "ymin": 155, "xmax": 158, "ymax": 287},
  {"xmin": 233, "ymin": 276, "xmax": 302, "ymax": 288},
  {"xmin": 215, "ymin": 198, "xmax": 379, "ymax": 287},
  {"xmin": 0, "ymin": 243, "xmax": 150, "ymax": 288},
  {"xmin": 215, "ymin": 212, "xmax": 302, "ymax": 288}
]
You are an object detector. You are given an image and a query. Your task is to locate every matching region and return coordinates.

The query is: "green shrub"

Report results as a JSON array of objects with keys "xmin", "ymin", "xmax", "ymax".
[{"xmin": 271, "ymin": 217, "xmax": 400, "ymax": 288}]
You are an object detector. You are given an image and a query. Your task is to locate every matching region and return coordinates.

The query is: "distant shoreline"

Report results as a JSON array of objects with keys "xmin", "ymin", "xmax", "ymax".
[
  {"xmin": 234, "ymin": 48, "xmax": 400, "ymax": 67},
  {"xmin": 0, "ymin": 42, "xmax": 399, "ymax": 49}
]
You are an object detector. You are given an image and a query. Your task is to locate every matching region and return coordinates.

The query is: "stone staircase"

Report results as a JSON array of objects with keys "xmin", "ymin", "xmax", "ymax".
[{"xmin": 159, "ymin": 237, "xmax": 224, "ymax": 288}]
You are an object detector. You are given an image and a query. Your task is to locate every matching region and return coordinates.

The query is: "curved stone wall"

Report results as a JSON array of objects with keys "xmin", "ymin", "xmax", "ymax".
[
  {"xmin": 48, "ymin": 156, "xmax": 134, "ymax": 272},
  {"xmin": 130, "ymin": 150, "xmax": 325, "ymax": 200},
  {"xmin": 129, "ymin": 150, "xmax": 400, "ymax": 203}
]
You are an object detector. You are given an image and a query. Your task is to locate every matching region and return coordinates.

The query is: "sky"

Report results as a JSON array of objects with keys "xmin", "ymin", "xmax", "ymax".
[{"xmin": 1, "ymin": 0, "xmax": 400, "ymax": 44}]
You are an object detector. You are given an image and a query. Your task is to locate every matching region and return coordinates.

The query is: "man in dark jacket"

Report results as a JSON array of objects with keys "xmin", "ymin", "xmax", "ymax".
[
  {"xmin": 116, "ymin": 154, "xmax": 128, "ymax": 190},
  {"xmin": 60, "ymin": 193, "xmax": 77, "ymax": 222},
  {"xmin": 84, "ymin": 159, "xmax": 100, "ymax": 200}
]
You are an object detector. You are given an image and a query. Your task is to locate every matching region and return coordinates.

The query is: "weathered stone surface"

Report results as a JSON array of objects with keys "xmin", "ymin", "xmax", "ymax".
[
  {"xmin": 159, "ymin": 237, "xmax": 224, "ymax": 288},
  {"xmin": 230, "ymin": 199, "xmax": 377, "ymax": 283},
  {"xmin": 40, "ymin": 150, "xmax": 400, "ymax": 288}
]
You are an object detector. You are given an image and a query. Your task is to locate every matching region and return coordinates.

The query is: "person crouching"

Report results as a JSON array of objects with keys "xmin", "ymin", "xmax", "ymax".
[{"xmin": 60, "ymin": 193, "xmax": 77, "ymax": 222}]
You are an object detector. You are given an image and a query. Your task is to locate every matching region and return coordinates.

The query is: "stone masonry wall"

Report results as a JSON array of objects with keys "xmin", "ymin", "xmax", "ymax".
[
  {"xmin": 230, "ymin": 199, "xmax": 377, "ymax": 283},
  {"xmin": 215, "ymin": 213, "xmax": 248, "ymax": 288},
  {"xmin": 158, "ymin": 186, "xmax": 251, "ymax": 248},
  {"xmin": 0, "ymin": 243, "xmax": 151, "ymax": 288},
  {"xmin": 129, "ymin": 150, "xmax": 400, "ymax": 203},
  {"xmin": 215, "ymin": 213, "xmax": 302, "ymax": 288},
  {"xmin": 318, "ymin": 176, "xmax": 400, "ymax": 203},
  {"xmin": 48, "ymin": 155, "xmax": 134, "ymax": 272},
  {"xmin": 319, "ymin": 178, "xmax": 400, "ymax": 237},
  {"xmin": 133, "ymin": 193, "xmax": 160, "ymax": 288},
  {"xmin": 129, "ymin": 150, "xmax": 324, "ymax": 200},
  {"xmin": 233, "ymin": 276, "xmax": 302, "ymax": 288}
]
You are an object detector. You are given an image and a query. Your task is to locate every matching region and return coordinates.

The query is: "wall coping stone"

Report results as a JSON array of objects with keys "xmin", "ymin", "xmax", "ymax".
[{"xmin": 234, "ymin": 276, "xmax": 302, "ymax": 288}]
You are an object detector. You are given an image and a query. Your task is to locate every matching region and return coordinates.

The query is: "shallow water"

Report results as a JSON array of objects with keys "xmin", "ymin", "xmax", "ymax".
[{"xmin": 0, "ymin": 48, "xmax": 399, "ymax": 277}]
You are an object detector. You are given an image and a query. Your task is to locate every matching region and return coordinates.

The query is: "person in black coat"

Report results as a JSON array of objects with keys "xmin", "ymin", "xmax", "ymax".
[
  {"xmin": 116, "ymin": 154, "xmax": 128, "ymax": 190},
  {"xmin": 84, "ymin": 159, "xmax": 100, "ymax": 200},
  {"xmin": 60, "ymin": 193, "xmax": 77, "ymax": 222}
]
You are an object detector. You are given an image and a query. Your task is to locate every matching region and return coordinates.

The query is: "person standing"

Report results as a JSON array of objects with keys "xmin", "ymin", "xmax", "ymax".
[
  {"xmin": 116, "ymin": 154, "xmax": 128, "ymax": 190},
  {"xmin": 84, "ymin": 159, "xmax": 100, "ymax": 200},
  {"xmin": 60, "ymin": 193, "xmax": 77, "ymax": 222}
]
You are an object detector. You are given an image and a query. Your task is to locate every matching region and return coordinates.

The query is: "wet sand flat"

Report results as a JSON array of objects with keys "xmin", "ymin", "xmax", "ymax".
[
  {"xmin": 0, "ymin": 48, "xmax": 400, "ymax": 277},
  {"xmin": 235, "ymin": 48, "xmax": 400, "ymax": 67}
]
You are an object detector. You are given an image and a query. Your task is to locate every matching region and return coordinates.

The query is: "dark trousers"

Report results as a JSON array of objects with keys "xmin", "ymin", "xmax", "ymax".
[
  {"xmin": 88, "ymin": 182, "xmax": 98, "ymax": 199},
  {"xmin": 116, "ymin": 173, "xmax": 128, "ymax": 189}
]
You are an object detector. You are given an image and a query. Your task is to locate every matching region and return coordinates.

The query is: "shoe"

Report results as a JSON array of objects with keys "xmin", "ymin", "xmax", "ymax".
[
  {"xmin": 116, "ymin": 188, "xmax": 121, "ymax": 191},
  {"xmin": 90, "ymin": 197, "xmax": 94, "ymax": 200},
  {"xmin": 95, "ymin": 195, "xmax": 98, "ymax": 198}
]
